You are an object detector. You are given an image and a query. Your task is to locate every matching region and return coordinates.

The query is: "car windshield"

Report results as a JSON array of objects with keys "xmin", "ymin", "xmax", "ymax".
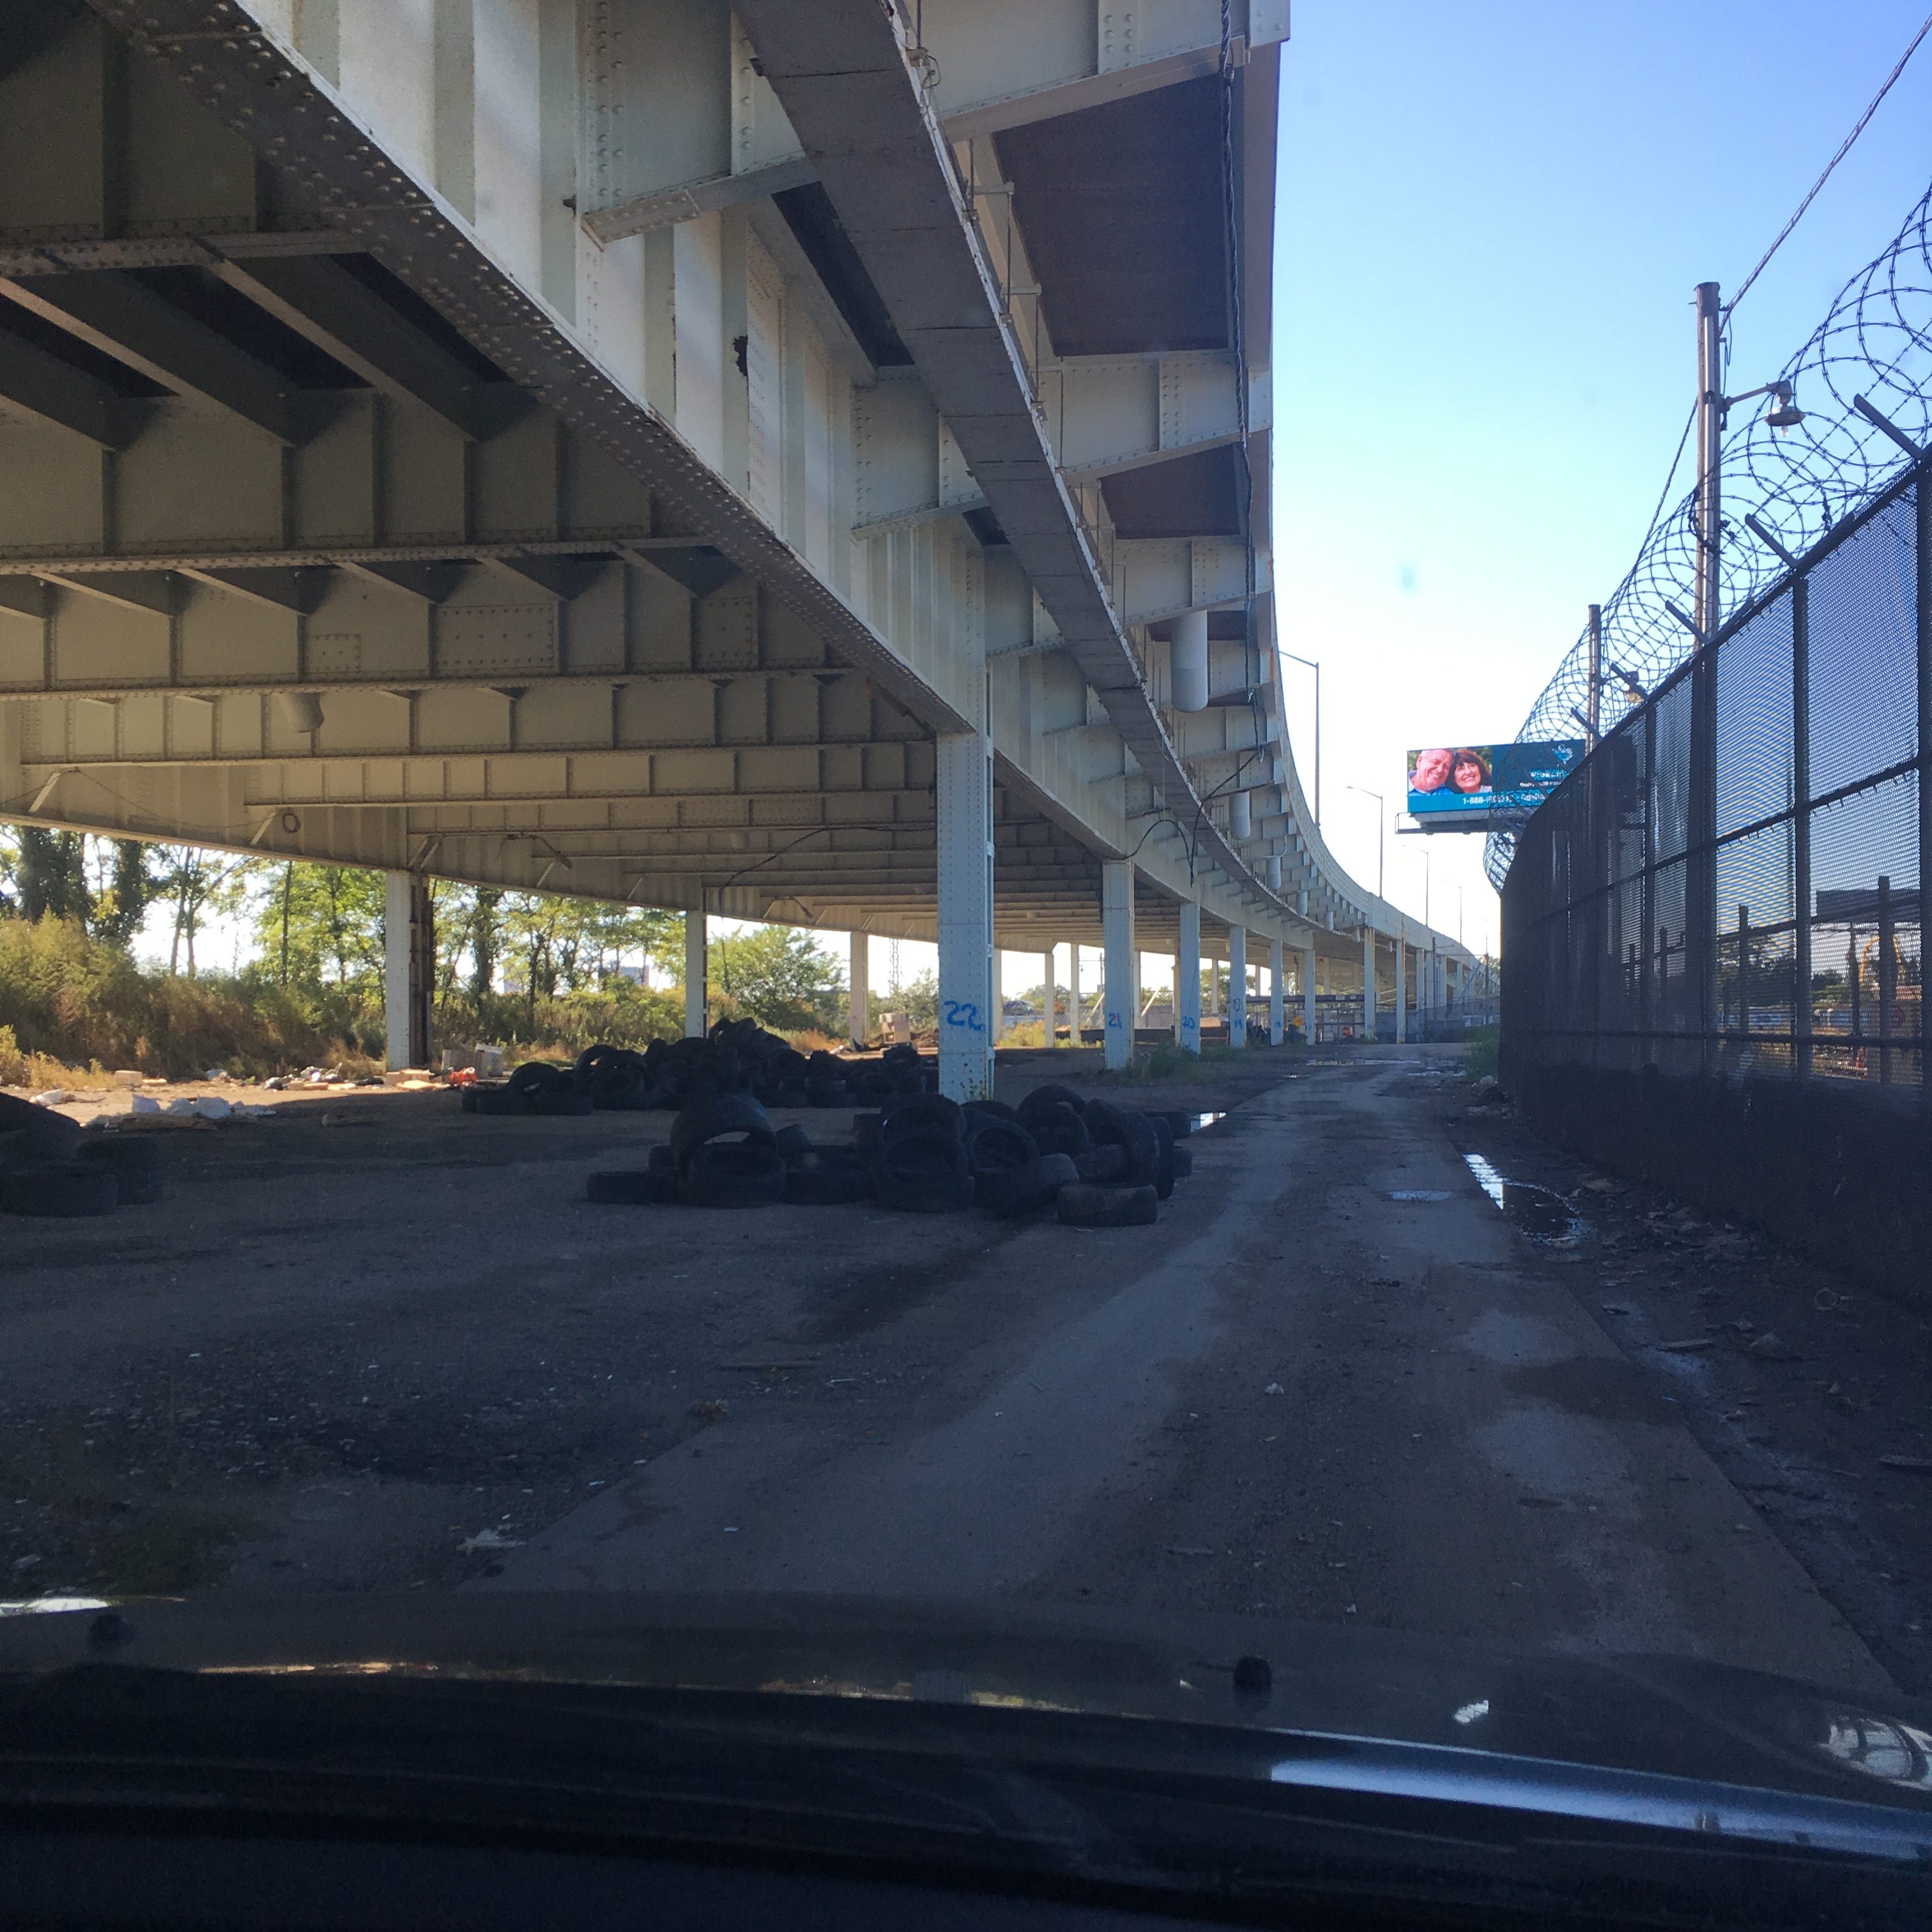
[{"xmin": 2, "ymin": 0, "xmax": 1931, "ymax": 1839}]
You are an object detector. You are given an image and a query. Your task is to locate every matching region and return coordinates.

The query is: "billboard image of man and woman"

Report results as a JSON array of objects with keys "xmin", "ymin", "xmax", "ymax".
[{"xmin": 1406, "ymin": 740, "xmax": 1582, "ymax": 824}]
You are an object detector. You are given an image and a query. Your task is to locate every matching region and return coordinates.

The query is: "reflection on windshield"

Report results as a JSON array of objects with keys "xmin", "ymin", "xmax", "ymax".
[{"xmin": 1821, "ymin": 1715, "xmax": 1932, "ymax": 1790}]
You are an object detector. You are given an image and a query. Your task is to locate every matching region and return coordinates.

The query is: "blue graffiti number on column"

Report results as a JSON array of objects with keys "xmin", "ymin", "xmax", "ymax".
[
  {"xmin": 942, "ymin": 1000, "xmax": 986, "ymax": 1033},
  {"xmin": 1106, "ymin": 1008, "xmax": 1123, "ymax": 1029}
]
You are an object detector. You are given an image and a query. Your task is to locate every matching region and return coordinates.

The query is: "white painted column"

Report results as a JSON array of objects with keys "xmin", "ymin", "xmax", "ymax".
[
  {"xmin": 1362, "ymin": 926, "xmax": 1376, "ymax": 1040},
  {"xmin": 848, "ymin": 930, "xmax": 869, "ymax": 1048},
  {"xmin": 1176, "ymin": 900, "xmax": 1201, "ymax": 1052},
  {"xmin": 1394, "ymin": 940, "xmax": 1406, "ymax": 1043},
  {"xmin": 383, "ymin": 870, "xmax": 424, "ymax": 1071},
  {"xmin": 992, "ymin": 950, "xmax": 1006, "ymax": 1039},
  {"xmin": 684, "ymin": 907, "xmax": 707, "ymax": 1038},
  {"xmin": 1101, "ymin": 861, "xmax": 1136, "ymax": 1070},
  {"xmin": 1269, "ymin": 936, "xmax": 1285, "ymax": 1045},
  {"xmin": 937, "ymin": 728, "xmax": 996, "ymax": 1099},
  {"xmin": 1303, "ymin": 944, "xmax": 1318, "ymax": 1046},
  {"xmin": 1069, "ymin": 942, "xmax": 1083, "ymax": 1042},
  {"xmin": 1227, "ymin": 926, "xmax": 1248, "ymax": 1047},
  {"xmin": 1039, "ymin": 949, "xmax": 1054, "ymax": 1045}
]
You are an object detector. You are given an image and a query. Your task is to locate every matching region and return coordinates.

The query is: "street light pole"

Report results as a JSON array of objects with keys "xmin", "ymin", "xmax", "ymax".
[
  {"xmin": 1281, "ymin": 649, "xmax": 1320, "ymax": 829},
  {"xmin": 1347, "ymin": 784, "xmax": 1385, "ymax": 900},
  {"xmin": 1694, "ymin": 280, "xmax": 1723, "ymax": 641}
]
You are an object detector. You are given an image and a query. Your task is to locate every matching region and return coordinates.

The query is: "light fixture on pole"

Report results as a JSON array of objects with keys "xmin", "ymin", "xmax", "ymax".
[
  {"xmin": 1280, "ymin": 649, "xmax": 1321, "ymax": 829},
  {"xmin": 1346, "ymin": 784, "xmax": 1385, "ymax": 900}
]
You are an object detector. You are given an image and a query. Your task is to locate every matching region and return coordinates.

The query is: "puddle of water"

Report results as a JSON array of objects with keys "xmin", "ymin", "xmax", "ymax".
[
  {"xmin": 1462, "ymin": 1153, "xmax": 1585, "ymax": 1246},
  {"xmin": 1387, "ymin": 1189, "xmax": 1453, "ymax": 1202},
  {"xmin": 1191, "ymin": 1112, "xmax": 1228, "ymax": 1131}
]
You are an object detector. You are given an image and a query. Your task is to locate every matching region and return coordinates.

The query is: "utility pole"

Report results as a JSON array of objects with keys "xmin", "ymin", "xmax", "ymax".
[
  {"xmin": 1694, "ymin": 281, "xmax": 1723, "ymax": 641},
  {"xmin": 1586, "ymin": 602, "xmax": 1602, "ymax": 739}
]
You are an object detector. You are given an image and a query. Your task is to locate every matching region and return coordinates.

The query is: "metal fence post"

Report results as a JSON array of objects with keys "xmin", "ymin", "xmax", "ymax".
[
  {"xmin": 1919, "ymin": 477, "xmax": 1932, "ymax": 1106},
  {"xmin": 1691, "ymin": 646, "xmax": 1720, "ymax": 1075},
  {"xmin": 1793, "ymin": 574, "xmax": 1812, "ymax": 1080}
]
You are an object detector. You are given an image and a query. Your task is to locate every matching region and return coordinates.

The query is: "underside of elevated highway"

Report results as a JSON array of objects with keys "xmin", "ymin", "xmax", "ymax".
[{"xmin": 0, "ymin": 0, "xmax": 1471, "ymax": 1091}]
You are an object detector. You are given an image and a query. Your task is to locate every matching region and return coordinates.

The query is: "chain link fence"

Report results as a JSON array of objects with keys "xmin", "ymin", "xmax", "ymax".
[{"xmin": 1504, "ymin": 463, "xmax": 1926, "ymax": 1101}]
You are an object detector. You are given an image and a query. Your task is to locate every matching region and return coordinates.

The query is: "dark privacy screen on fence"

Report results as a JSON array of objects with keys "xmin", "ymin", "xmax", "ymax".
[{"xmin": 1503, "ymin": 471, "xmax": 1926, "ymax": 1099}]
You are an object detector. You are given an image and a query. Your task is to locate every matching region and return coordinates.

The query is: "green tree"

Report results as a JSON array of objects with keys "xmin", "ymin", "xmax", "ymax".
[
  {"xmin": 15, "ymin": 828, "xmax": 89, "ymax": 922},
  {"xmin": 155, "ymin": 845, "xmax": 257, "ymax": 976},
  {"xmin": 88, "ymin": 840, "xmax": 157, "ymax": 947},
  {"xmin": 710, "ymin": 922, "xmax": 844, "ymax": 1032},
  {"xmin": 249, "ymin": 862, "xmax": 385, "ymax": 992}
]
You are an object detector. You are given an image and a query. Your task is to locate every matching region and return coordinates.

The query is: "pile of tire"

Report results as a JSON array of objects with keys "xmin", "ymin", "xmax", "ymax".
[
  {"xmin": 0, "ymin": 1096, "xmax": 164, "ymax": 1220},
  {"xmin": 465, "ymin": 1022, "xmax": 933, "ymax": 1119},
  {"xmin": 583, "ymin": 1082, "xmax": 1196, "ymax": 1227}
]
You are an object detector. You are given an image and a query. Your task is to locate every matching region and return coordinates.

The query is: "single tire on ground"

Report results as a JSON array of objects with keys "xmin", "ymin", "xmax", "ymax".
[
  {"xmin": 679, "ymin": 1142, "xmax": 788, "ymax": 1208},
  {"xmin": 963, "ymin": 1116, "xmax": 1037, "ymax": 1179},
  {"xmin": 1, "ymin": 1163, "xmax": 118, "ymax": 1218},
  {"xmin": 1023, "ymin": 1101, "xmax": 1090, "ymax": 1160},
  {"xmin": 773, "ymin": 1123, "xmax": 813, "ymax": 1162},
  {"xmin": 1017, "ymin": 1084, "xmax": 1084, "ymax": 1119},
  {"xmin": 1056, "ymin": 1181, "xmax": 1158, "ymax": 1229},
  {"xmin": 871, "ymin": 1126, "xmax": 971, "ymax": 1213},
  {"xmin": 1147, "ymin": 1114, "xmax": 1176, "ymax": 1201},
  {"xmin": 976, "ymin": 1151, "xmax": 1078, "ymax": 1217},
  {"xmin": 1084, "ymin": 1101, "xmax": 1160, "ymax": 1186}
]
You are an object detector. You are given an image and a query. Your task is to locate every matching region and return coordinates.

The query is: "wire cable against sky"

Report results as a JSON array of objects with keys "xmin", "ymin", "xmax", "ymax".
[{"xmin": 1723, "ymin": 8, "xmax": 1932, "ymax": 324}]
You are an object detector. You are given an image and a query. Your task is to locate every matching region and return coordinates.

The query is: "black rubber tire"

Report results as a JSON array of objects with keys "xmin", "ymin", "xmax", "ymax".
[
  {"xmin": 880, "ymin": 1042, "xmax": 921, "ymax": 1066},
  {"xmin": 75, "ymin": 1136, "xmax": 160, "ymax": 1176},
  {"xmin": 1071, "ymin": 1143, "xmax": 1130, "ymax": 1183},
  {"xmin": 1160, "ymin": 1109, "xmax": 1195, "ymax": 1139},
  {"xmin": 1057, "ymin": 1181, "xmax": 1158, "ymax": 1229},
  {"xmin": 507, "ymin": 1061, "xmax": 573, "ymax": 1098},
  {"xmin": 878, "ymin": 1092, "xmax": 962, "ymax": 1142},
  {"xmin": 1, "ymin": 1162, "xmax": 118, "ymax": 1217},
  {"xmin": 75, "ymin": 1137, "xmax": 163, "ymax": 1204},
  {"xmin": 1148, "ymin": 1114, "xmax": 1176, "ymax": 1201},
  {"xmin": 962, "ymin": 1116, "xmax": 1037, "ymax": 1179},
  {"xmin": 467, "ymin": 1086, "xmax": 530, "ymax": 1116},
  {"xmin": 647, "ymin": 1144, "xmax": 677, "ymax": 1174},
  {"xmin": 1085, "ymin": 1101, "xmax": 1160, "ymax": 1186},
  {"xmin": 773, "ymin": 1123, "xmax": 813, "ymax": 1162},
  {"xmin": 976, "ymin": 1151, "xmax": 1078, "ymax": 1217},
  {"xmin": 850, "ymin": 1110, "xmax": 883, "ymax": 1153},
  {"xmin": 679, "ymin": 1142, "xmax": 788, "ymax": 1208},
  {"xmin": 806, "ymin": 1081, "xmax": 854, "ymax": 1108},
  {"xmin": 854, "ymin": 1069, "xmax": 896, "ymax": 1103},
  {"xmin": 532, "ymin": 1090, "xmax": 595, "ymax": 1117},
  {"xmin": 784, "ymin": 1163, "xmax": 873, "ymax": 1206},
  {"xmin": 1170, "ymin": 1143, "xmax": 1193, "ymax": 1179},
  {"xmin": 1018, "ymin": 1084, "xmax": 1084, "ymax": 1119},
  {"xmin": 1022, "ymin": 1101, "xmax": 1090, "ymax": 1159},
  {"xmin": 961, "ymin": 1098, "xmax": 1025, "ymax": 1130},
  {"xmin": 871, "ymin": 1126, "xmax": 970, "ymax": 1212},
  {"xmin": 586, "ymin": 1167, "xmax": 679, "ymax": 1204},
  {"xmin": 0, "ymin": 1096, "xmax": 82, "ymax": 1160},
  {"xmin": 671, "ymin": 1091, "xmax": 776, "ymax": 1167}
]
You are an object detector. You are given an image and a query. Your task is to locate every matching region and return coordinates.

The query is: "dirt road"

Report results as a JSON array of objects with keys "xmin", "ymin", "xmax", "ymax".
[{"xmin": 4, "ymin": 1048, "xmax": 1922, "ymax": 1699}]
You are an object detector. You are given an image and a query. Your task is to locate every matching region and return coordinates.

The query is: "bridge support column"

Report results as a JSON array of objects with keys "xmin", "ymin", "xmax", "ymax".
[
  {"xmin": 1176, "ymin": 900, "xmax": 1201, "ymax": 1052},
  {"xmin": 1041, "ymin": 949, "xmax": 1056, "ymax": 1046},
  {"xmin": 1101, "ymin": 861, "xmax": 1135, "ymax": 1070},
  {"xmin": 1303, "ymin": 945, "xmax": 1318, "ymax": 1046},
  {"xmin": 937, "ymin": 728, "xmax": 996, "ymax": 1100},
  {"xmin": 1069, "ymin": 943, "xmax": 1083, "ymax": 1043},
  {"xmin": 848, "ymin": 931, "xmax": 869, "ymax": 1048},
  {"xmin": 1269, "ymin": 937, "xmax": 1285, "ymax": 1045},
  {"xmin": 1362, "ymin": 927, "xmax": 1376, "ymax": 1040},
  {"xmin": 1228, "ymin": 927, "xmax": 1248, "ymax": 1047},
  {"xmin": 1395, "ymin": 941, "xmax": 1407, "ymax": 1044},
  {"xmin": 684, "ymin": 909, "xmax": 707, "ymax": 1038},
  {"xmin": 383, "ymin": 871, "xmax": 433, "ymax": 1071}
]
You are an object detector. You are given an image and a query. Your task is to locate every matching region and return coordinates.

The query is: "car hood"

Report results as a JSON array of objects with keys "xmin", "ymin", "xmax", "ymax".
[{"xmin": 1, "ymin": 1591, "xmax": 1928, "ymax": 1814}]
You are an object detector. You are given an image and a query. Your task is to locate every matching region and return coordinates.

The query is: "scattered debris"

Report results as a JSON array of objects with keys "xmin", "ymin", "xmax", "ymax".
[
  {"xmin": 1659, "ymin": 1339, "xmax": 1715, "ymax": 1353},
  {"xmin": 687, "ymin": 1399, "xmax": 730, "ymax": 1424},
  {"xmin": 27, "ymin": 1089, "xmax": 70, "ymax": 1107},
  {"xmin": 1878, "ymin": 1455, "xmax": 1932, "ymax": 1473},
  {"xmin": 1264, "ymin": 1381, "xmax": 1285, "ymax": 1395},
  {"xmin": 1745, "ymin": 1331, "xmax": 1799, "ymax": 1360},
  {"xmin": 457, "ymin": 1528, "xmax": 521, "ymax": 1554}
]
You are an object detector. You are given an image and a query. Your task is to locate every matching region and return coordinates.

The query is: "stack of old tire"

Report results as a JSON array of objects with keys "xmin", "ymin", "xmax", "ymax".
[
  {"xmin": 0, "ymin": 1096, "xmax": 164, "ymax": 1220},
  {"xmin": 464, "ymin": 1022, "xmax": 931, "ymax": 1118},
  {"xmin": 585, "ymin": 1082, "xmax": 1194, "ymax": 1226}
]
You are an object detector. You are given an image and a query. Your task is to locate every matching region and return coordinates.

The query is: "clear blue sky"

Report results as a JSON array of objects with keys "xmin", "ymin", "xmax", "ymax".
[{"xmin": 1273, "ymin": 1, "xmax": 1932, "ymax": 959}]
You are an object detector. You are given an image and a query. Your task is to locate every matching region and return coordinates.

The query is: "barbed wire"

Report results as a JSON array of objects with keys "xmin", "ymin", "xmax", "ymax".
[{"xmin": 1485, "ymin": 174, "xmax": 1932, "ymax": 889}]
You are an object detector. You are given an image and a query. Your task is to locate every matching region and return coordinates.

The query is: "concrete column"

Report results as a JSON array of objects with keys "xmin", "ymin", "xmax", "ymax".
[
  {"xmin": 992, "ymin": 950, "xmax": 1005, "ymax": 1039},
  {"xmin": 1269, "ymin": 936, "xmax": 1284, "ymax": 1045},
  {"xmin": 1362, "ymin": 926, "xmax": 1376, "ymax": 1040},
  {"xmin": 937, "ymin": 728, "xmax": 996, "ymax": 1099},
  {"xmin": 1227, "ymin": 926, "xmax": 1248, "ymax": 1047},
  {"xmin": 1209, "ymin": 952, "xmax": 1221, "ymax": 1017},
  {"xmin": 1170, "ymin": 608, "xmax": 1209, "ymax": 711},
  {"xmin": 684, "ymin": 907, "xmax": 707, "ymax": 1038},
  {"xmin": 1069, "ymin": 942, "xmax": 1083, "ymax": 1042},
  {"xmin": 1395, "ymin": 940, "xmax": 1407, "ymax": 1044},
  {"xmin": 1041, "ymin": 948, "xmax": 1056, "ymax": 1046},
  {"xmin": 1176, "ymin": 900, "xmax": 1201, "ymax": 1052},
  {"xmin": 383, "ymin": 871, "xmax": 432, "ymax": 1071},
  {"xmin": 1101, "ymin": 860, "xmax": 1136, "ymax": 1070},
  {"xmin": 848, "ymin": 930, "xmax": 869, "ymax": 1048},
  {"xmin": 1303, "ymin": 944, "xmax": 1318, "ymax": 1046}
]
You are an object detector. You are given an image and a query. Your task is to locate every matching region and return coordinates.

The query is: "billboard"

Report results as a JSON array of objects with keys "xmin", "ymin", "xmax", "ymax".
[{"xmin": 1406, "ymin": 740, "xmax": 1583, "ymax": 825}]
